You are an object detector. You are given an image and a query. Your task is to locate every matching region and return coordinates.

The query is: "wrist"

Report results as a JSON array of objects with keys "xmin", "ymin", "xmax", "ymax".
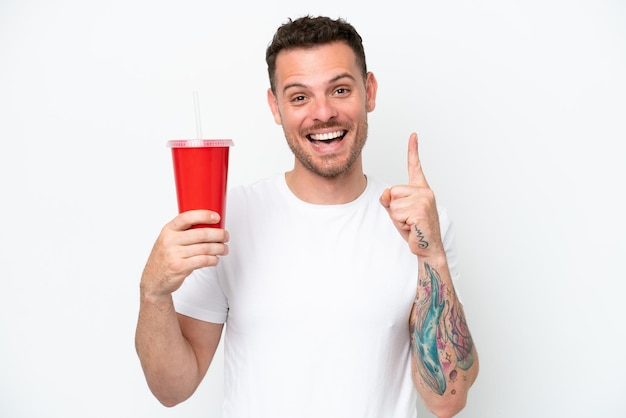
[
  {"xmin": 416, "ymin": 251, "xmax": 448, "ymax": 267},
  {"xmin": 140, "ymin": 283, "xmax": 174, "ymax": 307}
]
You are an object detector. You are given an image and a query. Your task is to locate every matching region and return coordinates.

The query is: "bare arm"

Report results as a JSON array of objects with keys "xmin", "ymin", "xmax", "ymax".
[
  {"xmin": 135, "ymin": 210, "xmax": 229, "ymax": 406},
  {"xmin": 135, "ymin": 294, "xmax": 223, "ymax": 406},
  {"xmin": 381, "ymin": 133, "xmax": 479, "ymax": 417}
]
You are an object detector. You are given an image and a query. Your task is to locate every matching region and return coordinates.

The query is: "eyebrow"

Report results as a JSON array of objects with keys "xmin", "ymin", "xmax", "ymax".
[{"xmin": 282, "ymin": 72, "xmax": 357, "ymax": 94}]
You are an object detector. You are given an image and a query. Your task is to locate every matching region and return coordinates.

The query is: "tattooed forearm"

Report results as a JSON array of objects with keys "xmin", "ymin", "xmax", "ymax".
[
  {"xmin": 442, "ymin": 298, "xmax": 475, "ymax": 371},
  {"xmin": 411, "ymin": 262, "xmax": 475, "ymax": 396},
  {"xmin": 414, "ymin": 225, "xmax": 429, "ymax": 249},
  {"xmin": 412, "ymin": 263, "xmax": 446, "ymax": 394}
]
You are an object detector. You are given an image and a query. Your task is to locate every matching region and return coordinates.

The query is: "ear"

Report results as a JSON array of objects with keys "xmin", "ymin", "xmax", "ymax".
[
  {"xmin": 365, "ymin": 72, "xmax": 378, "ymax": 112},
  {"xmin": 267, "ymin": 88, "xmax": 283, "ymax": 125}
]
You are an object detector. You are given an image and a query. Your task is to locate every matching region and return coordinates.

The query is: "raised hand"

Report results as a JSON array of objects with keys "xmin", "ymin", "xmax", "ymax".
[
  {"xmin": 379, "ymin": 133, "xmax": 443, "ymax": 257},
  {"xmin": 140, "ymin": 210, "xmax": 229, "ymax": 299}
]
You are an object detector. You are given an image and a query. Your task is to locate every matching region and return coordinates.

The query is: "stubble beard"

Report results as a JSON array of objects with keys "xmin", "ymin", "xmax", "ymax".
[{"xmin": 285, "ymin": 118, "xmax": 369, "ymax": 179}]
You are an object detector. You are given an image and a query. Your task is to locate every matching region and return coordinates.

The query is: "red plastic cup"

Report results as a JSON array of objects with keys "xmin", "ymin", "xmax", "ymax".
[{"xmin": 167, "ymin": 139, "xmax": 234, "ymax": 228}]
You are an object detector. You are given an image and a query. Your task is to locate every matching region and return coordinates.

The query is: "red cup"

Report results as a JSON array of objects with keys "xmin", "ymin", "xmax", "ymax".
[{"xmin": 167, "ymin": 139, "xmax": 234, "ymax": 228}]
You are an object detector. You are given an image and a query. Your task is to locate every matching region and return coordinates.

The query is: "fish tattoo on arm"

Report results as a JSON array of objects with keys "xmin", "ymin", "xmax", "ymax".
[{"xmin": 412, "ymin": 262, "xmax": 475, "ymax": 396}]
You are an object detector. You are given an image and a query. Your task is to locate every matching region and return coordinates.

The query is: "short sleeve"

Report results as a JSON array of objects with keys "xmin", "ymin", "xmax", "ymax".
[{"xmin": 172, "ymin": 266, "xmax": 229, "ymax": 324}]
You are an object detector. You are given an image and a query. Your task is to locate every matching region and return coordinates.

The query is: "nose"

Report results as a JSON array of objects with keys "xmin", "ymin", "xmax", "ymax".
[{"xmin": 310, "ymin": 96, "xmax": 338, "ymax": 122}]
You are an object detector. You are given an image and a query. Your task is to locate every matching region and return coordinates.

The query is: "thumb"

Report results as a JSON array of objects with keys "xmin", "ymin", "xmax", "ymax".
[{"xmin": 379, "ymin": 188, "xmax": 391, "ymax": 209}]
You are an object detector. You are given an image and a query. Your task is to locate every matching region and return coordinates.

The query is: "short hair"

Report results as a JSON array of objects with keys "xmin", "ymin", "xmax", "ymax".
[{"xmin": 265, "ymin": 15, "xmax": 368, "ymax": 93}]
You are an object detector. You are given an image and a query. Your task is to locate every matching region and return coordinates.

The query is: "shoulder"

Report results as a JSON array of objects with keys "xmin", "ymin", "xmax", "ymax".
[
  {"xmin": 230, "ymin": 173, "xmax": 283, "ymax": 196},
  {"xmin": 227, "ymin": 174, "xmax": 284, "ymax": 205},
  {"xmin": 224, "ymin": 173, "xmax": 288, "ymax": 227}
]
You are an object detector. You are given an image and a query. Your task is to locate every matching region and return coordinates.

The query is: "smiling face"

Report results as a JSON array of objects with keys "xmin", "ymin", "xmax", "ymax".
[{"xmin": 267, "ymin": 41, "xmax": 377, "ymax": 179}]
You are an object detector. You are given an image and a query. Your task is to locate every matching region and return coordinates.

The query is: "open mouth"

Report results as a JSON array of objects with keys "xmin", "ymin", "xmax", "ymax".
[{"xmin": 306, "ymin": 130, "xmax": 347, "ymax": 145}]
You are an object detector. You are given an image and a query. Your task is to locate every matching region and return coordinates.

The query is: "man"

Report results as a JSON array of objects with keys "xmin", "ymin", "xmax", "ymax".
[{"xmin": 136, "ymin": 15, "xmax": 478, "ymax": 418}]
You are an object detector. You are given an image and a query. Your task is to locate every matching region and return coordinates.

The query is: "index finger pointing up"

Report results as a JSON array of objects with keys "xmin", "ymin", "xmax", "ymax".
[{"xmin": 408, "ymin": 132, "xmax": 429, "ymax": 187}]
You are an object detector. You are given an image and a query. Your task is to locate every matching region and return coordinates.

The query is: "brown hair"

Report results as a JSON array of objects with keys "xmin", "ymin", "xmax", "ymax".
[{"xmin": 265, "ymin": 15, "xmax": 368, "ymax": 93}]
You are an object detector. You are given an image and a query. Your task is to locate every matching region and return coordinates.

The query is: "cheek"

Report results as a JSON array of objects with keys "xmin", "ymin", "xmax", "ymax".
[{"xmin": 278, "ymin": 109, "xmax": 305, "ymax": 131}]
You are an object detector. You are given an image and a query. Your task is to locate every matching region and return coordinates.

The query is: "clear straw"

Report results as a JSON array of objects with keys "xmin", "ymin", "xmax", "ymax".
[{"xmin": 193, "ymin": 90, "xmax": 203, "ymax": 139}]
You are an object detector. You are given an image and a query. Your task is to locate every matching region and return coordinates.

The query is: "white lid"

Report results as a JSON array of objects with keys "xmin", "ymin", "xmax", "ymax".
[{"xmin": 166, "ymin": 139, "xmax": 234, "ymax": 148}]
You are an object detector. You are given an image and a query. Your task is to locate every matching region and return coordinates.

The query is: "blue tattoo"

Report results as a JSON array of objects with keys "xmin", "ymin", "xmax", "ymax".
[{"xmin": 413, "ymin": 263, "xmax": 446, "ymax": 395}]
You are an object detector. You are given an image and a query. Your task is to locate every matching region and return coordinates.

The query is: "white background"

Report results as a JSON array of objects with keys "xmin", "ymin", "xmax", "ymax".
[{"xmin": 1, "ymin": 0, "xmax": 625, "ymax": 417}]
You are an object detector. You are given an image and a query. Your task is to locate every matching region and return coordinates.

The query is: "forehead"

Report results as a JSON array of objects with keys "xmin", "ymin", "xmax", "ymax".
[{"xmin": 274, "ymin": 41, "xmax": 362, "ymax": 90}]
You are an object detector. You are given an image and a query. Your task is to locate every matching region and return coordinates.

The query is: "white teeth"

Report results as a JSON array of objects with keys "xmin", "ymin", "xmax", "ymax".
[{"xmin": 310, "ymin": 131, "xmax": 344, "ymax": 141}]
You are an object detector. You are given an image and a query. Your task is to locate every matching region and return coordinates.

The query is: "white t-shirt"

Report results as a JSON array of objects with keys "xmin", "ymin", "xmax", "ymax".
[{"xmin": 173, "ymin": 174, "xmax": 459, "ymax": 418}]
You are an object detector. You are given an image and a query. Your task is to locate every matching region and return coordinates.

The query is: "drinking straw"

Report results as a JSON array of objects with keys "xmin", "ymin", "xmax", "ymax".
[{"xmin": 193, "ymin": 90, "xmax": 203, "ymax": 139}]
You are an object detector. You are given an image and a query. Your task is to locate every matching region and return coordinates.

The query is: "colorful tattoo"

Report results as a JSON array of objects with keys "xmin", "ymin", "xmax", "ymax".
[
  {"xmin": 443, "ymin": 298, "xmax": 475, "ymax": 371},
  {"xmin": 412, "ymin": 262, "xmax": 475, "ymax": 395},
  {"xmin": 413, "ymin": 263, "xmax": 447, "ymax": 394}
]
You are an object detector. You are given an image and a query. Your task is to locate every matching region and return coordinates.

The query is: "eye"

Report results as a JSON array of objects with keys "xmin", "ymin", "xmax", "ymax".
[
  {"xmin": 291, "ymin": 95, "xmax": 307, "ymax": 103},
  {"xmin": 334, "ymin": 87, "xmax": 350, "ymax": 96}
]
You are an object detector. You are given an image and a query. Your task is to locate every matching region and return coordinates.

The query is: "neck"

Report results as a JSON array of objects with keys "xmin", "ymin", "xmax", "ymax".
[{"xmin": 285, "ymin": 160, "xmax": 367, "ymax": 205}]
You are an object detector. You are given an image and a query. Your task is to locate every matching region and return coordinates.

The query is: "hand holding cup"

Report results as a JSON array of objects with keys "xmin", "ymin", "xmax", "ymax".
[{"xmin": 140, "ymin": 210, "xmax": 230, "ymax": 299}]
